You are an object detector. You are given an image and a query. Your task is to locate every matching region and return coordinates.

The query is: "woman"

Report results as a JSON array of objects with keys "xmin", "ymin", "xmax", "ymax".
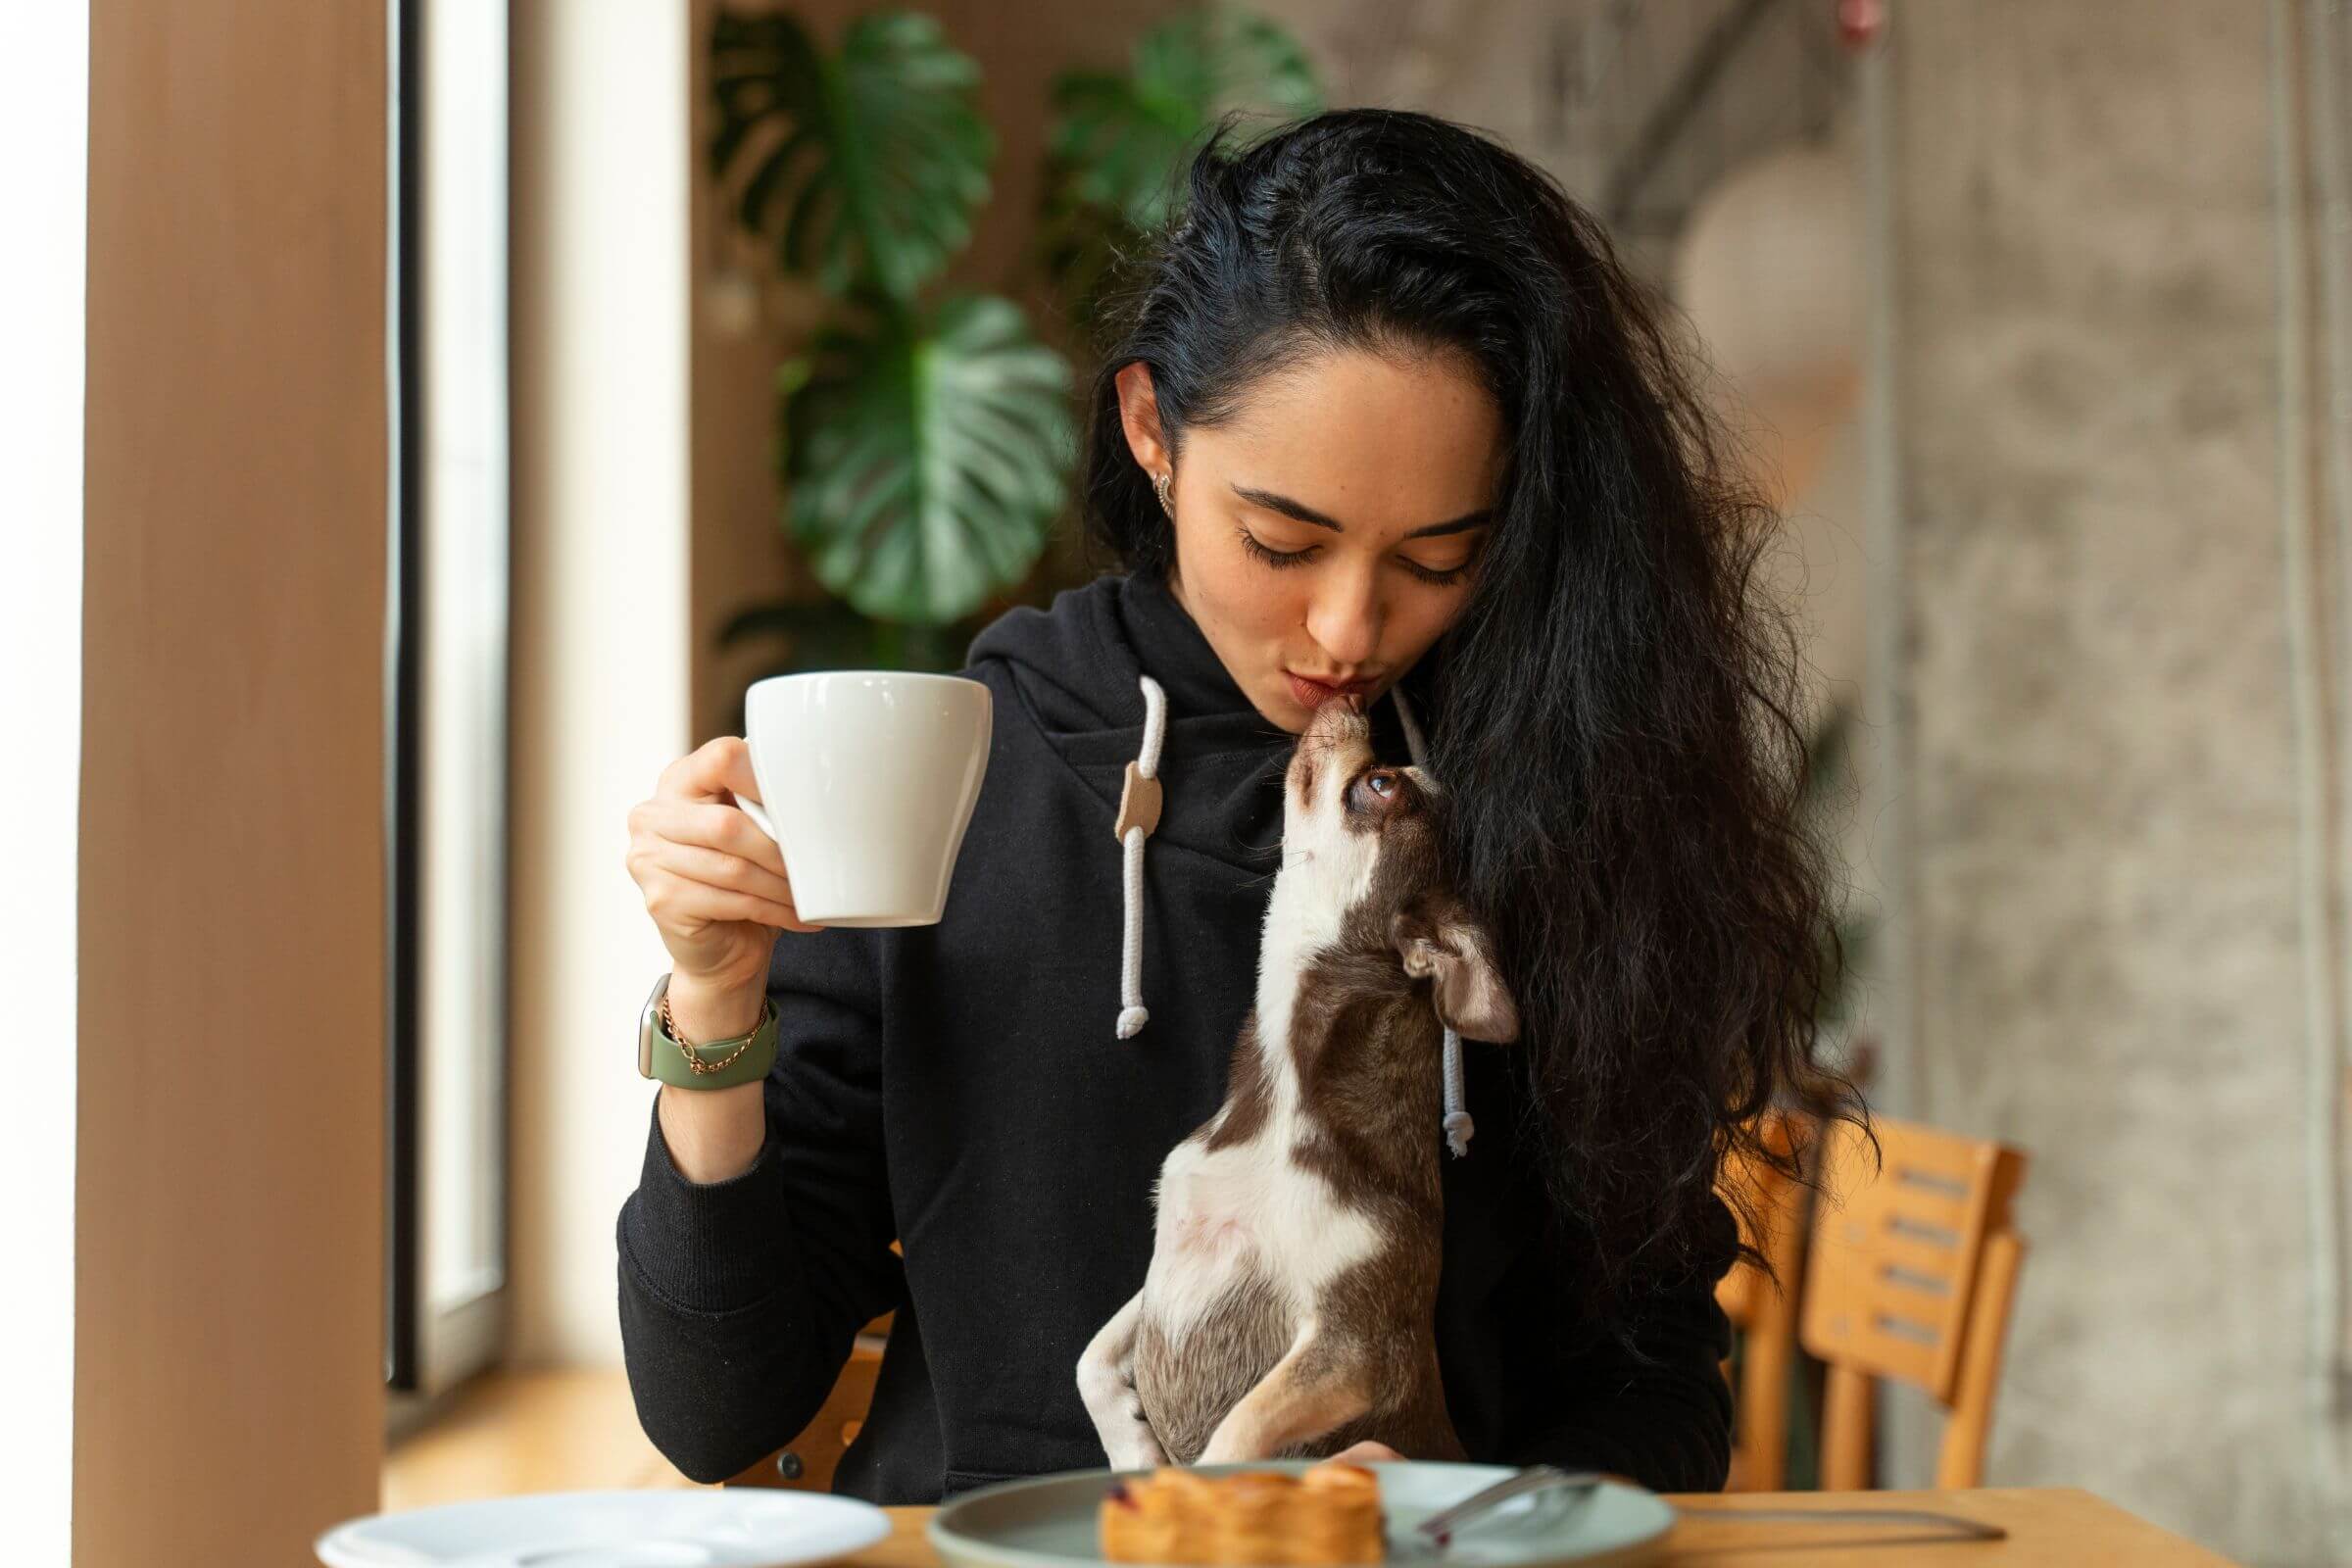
[{"xmin": 617, "ymin": 108, "xmax": 1862, "ymax": 1503}]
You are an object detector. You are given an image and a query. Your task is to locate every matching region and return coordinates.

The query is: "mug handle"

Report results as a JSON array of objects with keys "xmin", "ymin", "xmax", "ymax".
[{"xmin": 733, "ymin": 792, "xmax": 779, "ymax": 843}]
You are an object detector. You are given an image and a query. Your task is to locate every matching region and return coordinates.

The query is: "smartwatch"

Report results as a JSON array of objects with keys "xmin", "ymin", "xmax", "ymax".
[{"xmin": 637, "ymin": 971, "xmax": 779, "ymax": 1090}]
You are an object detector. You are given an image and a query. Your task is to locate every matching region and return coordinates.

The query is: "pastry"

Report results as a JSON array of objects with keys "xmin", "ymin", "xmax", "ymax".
[{"xmin": 1099, "ymin": 1460, "xmax": 1387, "ymax": 1565}]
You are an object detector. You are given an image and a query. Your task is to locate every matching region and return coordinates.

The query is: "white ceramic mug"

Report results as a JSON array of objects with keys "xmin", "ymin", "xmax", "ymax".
[{"xmin": 736, "ymin": 670, "xmax": 993, "ymax": 928}]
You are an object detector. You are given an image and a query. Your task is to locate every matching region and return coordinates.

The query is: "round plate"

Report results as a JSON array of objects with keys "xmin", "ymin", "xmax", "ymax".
[
  {"xmin": 928, "ymin": 1462, "xmax": 1674, "ymax": 1568},
  {"xmin": 315, "ymin": 1488, "xmax": 893, "ymax": 1568}
]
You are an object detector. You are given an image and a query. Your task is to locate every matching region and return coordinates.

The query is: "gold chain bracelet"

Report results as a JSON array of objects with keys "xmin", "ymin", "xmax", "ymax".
[{"xmin": 660, "ymin": 991, "xmax": 766, "ymax": 1076}]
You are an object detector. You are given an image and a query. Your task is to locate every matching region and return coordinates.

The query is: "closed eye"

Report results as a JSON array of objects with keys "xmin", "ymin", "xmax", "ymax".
[
  {"xmin": 1236, "ymin": 526, "xmax": 1313, "ymax": 568},
  {"xmin": 1236, "ymin": 525, "xmax": 1480, "ymax": 586}
]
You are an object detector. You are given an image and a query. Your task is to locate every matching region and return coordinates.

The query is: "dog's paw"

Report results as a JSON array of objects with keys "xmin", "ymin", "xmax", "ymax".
[
  {"xmin": 1107, "ymin": 1431, "xmax": 1169, "ymax": 1472},
  {"xmin": 1105, "ymin": 1399, "xmax": 1169, "ymax": 1471}
]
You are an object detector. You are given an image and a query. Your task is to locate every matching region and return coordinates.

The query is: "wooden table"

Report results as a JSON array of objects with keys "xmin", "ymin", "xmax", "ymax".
[
  {"xmin": 383, "ymin": 1373, "xmax": 2237, "ymax": 1564},
  {"xmin": 851, "ymin": 1490, "xmax": 2237, "ymax": 1567}
]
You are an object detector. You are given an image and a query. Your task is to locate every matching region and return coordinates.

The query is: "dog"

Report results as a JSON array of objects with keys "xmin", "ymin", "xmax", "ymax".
[{"xmin": 1077, "ymin": 696, "xmax": 1521, "ymax": 1467}]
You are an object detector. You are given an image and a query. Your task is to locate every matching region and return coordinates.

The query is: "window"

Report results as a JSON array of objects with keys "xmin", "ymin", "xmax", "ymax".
[{"xmin": 386, "ymin": 0, "xmax": 513, "ymax": 1411}]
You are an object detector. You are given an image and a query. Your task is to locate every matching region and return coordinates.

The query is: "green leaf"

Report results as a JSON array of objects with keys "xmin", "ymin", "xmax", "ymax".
[
  {"xmin": 783, "ymin": 294, "xmax": 1075, "ymax": 623},
  {"xmin": 710, "ymin": 10, "xmax": 994, "ymax": 303},
  {"xmin": 1044, "ymin": 5, "xmax": 1320, "ymax": 233},
  {"xmin": 1039, "ymin": 6, "xmax": 1321, "ymax": 336}
]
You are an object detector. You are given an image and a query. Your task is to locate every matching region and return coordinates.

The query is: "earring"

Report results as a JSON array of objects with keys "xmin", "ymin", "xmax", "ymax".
[{"xmin": 1153, "ymin": 469, "xmax": 1175, "ymax": 519}]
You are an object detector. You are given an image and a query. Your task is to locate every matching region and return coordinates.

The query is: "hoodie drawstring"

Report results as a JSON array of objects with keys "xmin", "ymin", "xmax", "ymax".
[
  {"xmin": 1390, "ymin": 685, "xmax": 1474, "ymax": 1159},
  {"xmin": 1114, "ymin": 675, "xmax": 1168, "ymax": 1039},
  {"xmin": 1112, "ymin": 674, "xmax": 1471, "ymax": 1158}
]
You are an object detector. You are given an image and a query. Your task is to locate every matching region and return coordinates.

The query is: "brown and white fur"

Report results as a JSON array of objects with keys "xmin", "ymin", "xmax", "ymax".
[{"xmin": 1077, "ymin": 697, "xmax": 1520, "ymax": 1467}]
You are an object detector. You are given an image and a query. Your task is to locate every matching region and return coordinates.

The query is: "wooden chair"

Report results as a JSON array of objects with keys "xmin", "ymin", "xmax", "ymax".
[
  {"xmin": 1797, "ymin": 1114, "xmax": 2029, "ymax": 1490},
  {"xmin": 1714, "ymin": 1107, "xmax": 1815, "ymax": 1492},
  {"xmin": 728, "ymin": 1308, "xmax": 895, "ymax": 1491},
  {"xmin": 733, "ymin": 1238, "xmax": 906, "ymax": 1491}
]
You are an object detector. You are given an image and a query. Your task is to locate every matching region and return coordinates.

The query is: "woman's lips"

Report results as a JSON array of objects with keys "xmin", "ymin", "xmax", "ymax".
[{"xmin": 1287, "ymin": 671, "xmax": 1372, "ymax": 710}]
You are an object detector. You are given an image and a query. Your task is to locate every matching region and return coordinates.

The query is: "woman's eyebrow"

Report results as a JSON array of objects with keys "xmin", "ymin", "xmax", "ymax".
[{"xmin": 1231, "ymin": 484, "xmax": 1492, "ymax": 539}]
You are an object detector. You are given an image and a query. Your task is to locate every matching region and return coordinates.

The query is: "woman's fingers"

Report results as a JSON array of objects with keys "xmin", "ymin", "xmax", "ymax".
[
  {"xmin": 627, "ymin": 816, "xmax": 822, "ymax": 934},
  {"xmin": 636, "ymin": 860, "xmax": 823, "ymax": 935},
  {"xmin": 660, "ymin": 734, "xmax": 763, "ymax": 809},
  {"xmin": 630, "ymin": 739, "xmax": 828, "ymax": 981},
  {"xmin": 633, "ymin": 831, "xmax": 800, "ymax": 911},
  {"xmin": 648, "ymin": 739, "xmax": 784, "ymax": 876},
  {"xmin": 629, "ymin": 796, "xmax": 788, "ymax": 880},
  {"xmin": 634, "ymin": 737, "xmax": 828, "ymax": 938}
]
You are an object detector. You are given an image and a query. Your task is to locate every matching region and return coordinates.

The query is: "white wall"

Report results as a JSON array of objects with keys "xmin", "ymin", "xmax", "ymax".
[
  {"xmin": 0, "ymin": 5, "xmax": 85, "ymax": 1558},
  {"xmin": 509, "ymin": 0, "xmax": 695, "ymax": 1365}
]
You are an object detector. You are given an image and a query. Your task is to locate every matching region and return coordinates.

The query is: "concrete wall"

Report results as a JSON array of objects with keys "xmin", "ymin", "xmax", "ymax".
[{"xmin": 1875, "ymin": 4, "xmax": 2346, "ymax": 1560}]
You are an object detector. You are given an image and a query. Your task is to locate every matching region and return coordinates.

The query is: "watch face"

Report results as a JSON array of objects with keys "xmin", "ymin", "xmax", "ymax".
[{"xmin": 637, "ymin": 973, "xmax": 669, "ymax": 1079}]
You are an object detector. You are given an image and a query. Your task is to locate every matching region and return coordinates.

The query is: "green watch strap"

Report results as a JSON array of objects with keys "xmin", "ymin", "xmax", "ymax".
[{"xmin": 649, "ymin": 994, "xmax": 780, "ymax": 1090}]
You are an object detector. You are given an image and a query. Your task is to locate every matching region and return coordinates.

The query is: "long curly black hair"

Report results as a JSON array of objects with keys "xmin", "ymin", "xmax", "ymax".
[{"xmin": 1075, "ymin": 107, "xmax": 1873, "ymax": 1356}]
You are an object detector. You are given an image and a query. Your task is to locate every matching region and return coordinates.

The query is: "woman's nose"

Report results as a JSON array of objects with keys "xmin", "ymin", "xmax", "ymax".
[{"xmin": 1303, "ymin": 565, "xmax": 1383, "ymax": 668}]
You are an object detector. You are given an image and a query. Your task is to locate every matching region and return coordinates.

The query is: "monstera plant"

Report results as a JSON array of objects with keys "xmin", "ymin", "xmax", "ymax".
[
  {"xmin": 712, "ymin": 10, "xmax": 1072, "ymax": 636},
  {"xmin": 708, "ymin": 6, "xmax": 1321, "ymax": 685},
  {"xmin": 1040, "ymin": 9, "xmax": 1322, "ymax": 341}
]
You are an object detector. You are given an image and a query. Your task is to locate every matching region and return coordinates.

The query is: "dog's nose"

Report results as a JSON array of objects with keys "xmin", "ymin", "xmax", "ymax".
[
  {"xmin": 1303, "ymin": 694, "xmax": 1371, "ymax": 745},
  {"xmin": 1291, "ymin": 697, "xmax": 1373, "ymax": 808}
]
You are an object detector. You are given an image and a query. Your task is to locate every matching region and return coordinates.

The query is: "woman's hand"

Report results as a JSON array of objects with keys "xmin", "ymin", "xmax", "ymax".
[
  {"xmin": 626, "ymin": 736, "xmax": 824, "ymax": 993},
  {"xmin": 1327, "ymin": 1442, "xmax": 1404, "ymax": 1465},
  {"xmin": 632, "ymin": 738, "xmax": 816, "ymax": 1185}
]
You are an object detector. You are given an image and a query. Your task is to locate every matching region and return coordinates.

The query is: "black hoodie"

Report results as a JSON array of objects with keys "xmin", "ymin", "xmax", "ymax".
[{"xmin": 615, "ymin": 569, "xmax": 1737, "ymax": 1502}]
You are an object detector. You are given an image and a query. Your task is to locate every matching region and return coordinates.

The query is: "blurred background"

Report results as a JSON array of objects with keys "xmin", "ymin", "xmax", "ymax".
[{"xmin": 6, "ymin": 1, "xmax": 2350, "ymax": 1564}]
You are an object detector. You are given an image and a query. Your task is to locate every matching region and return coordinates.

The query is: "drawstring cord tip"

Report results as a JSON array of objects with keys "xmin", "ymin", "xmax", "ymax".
[{"xmin": 1444, "ymin": 1109, "xmax": 1476, "ymax": 1158}]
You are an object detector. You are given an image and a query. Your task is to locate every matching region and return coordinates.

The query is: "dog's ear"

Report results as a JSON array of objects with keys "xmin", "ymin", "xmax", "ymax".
[{"xmin": 1391, "ymin": 896, "xmax": 1520, "ymax": 1043}]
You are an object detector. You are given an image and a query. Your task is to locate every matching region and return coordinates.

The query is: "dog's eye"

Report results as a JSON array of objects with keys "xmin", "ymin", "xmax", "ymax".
[{"xmin": 1350, "ymin": 770, "xmax": 1405, "ymax": 814}]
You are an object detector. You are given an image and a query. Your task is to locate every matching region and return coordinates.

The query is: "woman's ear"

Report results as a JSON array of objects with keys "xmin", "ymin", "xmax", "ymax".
[
  {"xmin": 1113, "ymin": 362, "xmax": 1171, "ymax": 476},
  {"xmin": 1391, "ymin": 897, "xmax": 1520, "ymax": 1043}
]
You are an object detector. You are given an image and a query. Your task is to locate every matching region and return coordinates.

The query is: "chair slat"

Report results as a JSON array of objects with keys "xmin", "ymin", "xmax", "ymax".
[{"xmin": 1799, "ymin": 1114, "xmax": 2029, "ymax": 1490}]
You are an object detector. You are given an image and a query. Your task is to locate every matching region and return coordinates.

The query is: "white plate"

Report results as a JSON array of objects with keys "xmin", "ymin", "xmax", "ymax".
[{"xmin": 315, "ymin": 1488, "xmax": 893, "ymax": 1568}]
